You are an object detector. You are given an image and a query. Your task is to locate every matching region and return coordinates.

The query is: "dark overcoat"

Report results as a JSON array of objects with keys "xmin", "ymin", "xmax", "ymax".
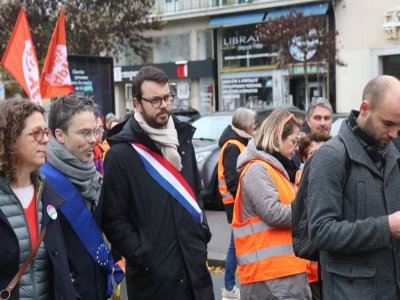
[{"xmin": 102, "ymin": 116, "xmax": 214, "ymax": 300}]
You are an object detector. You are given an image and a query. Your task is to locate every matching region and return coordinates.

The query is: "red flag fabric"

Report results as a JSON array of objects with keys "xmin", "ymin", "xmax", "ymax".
[
  {"xmin": 1, "ymin": 7, "xmax": 42, "ymax": 105},
  {"xmin": 40, "ymin": 7, "xmax": 74, "ymax": 98}
]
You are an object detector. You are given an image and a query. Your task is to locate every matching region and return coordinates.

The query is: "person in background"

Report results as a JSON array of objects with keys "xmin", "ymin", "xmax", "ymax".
[
  {"xmin": 41, "ymin": 94, "xmax": 109, "ymax": 300},
  {"xmin": 94, "ymin": 111, "xmax": 106, "ymax": 176},
  {"xmin": 233, "ymin": 108, "xmax": 310, "ymax": 300},
  {"xmin": 308, "ymin": 75, "xmax": 400, "ymax": 299},
  {"xmin": 0, "ymin": 98, "xmax": 76, "ymax": 299},
  {"xmin": 303, "ymin": 98, "xmax": 333, "ymax": 135},
  {"xmin": 102, "ymin": 116, "xmax": 120, "ymax": 160},
  {"xmin": 218, "ymin": 107, "xmax": 256, "ymax": 300},
  {"xmin": 101, "ymin": 66, "xmax": 214, "ymax": 299},
  {"xmin": 298, "ymin": 132, "xmax": 331, "ymax": 162},
  {"xmin": 294, "ymin": 98, "xmax": 333, "ymax": 168}
]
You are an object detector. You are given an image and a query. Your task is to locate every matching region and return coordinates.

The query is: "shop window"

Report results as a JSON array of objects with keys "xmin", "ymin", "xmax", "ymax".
[
  {"xmin": 221, "ymin": 74, "xmax": 273, "ymax": 110},
  {"xmin": 219, "ymin": 24, "xmax": 279, "ymax": 69}
]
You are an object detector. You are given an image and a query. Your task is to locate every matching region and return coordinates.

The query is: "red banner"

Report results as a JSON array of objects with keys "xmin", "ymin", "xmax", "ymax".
[
  {"xmin": 1, "ymin": 7, "xmax": 42, "ymax": 105},
  {"xmin": 40, "ymin": 7, "xmax": 74, "ymax": 99}
]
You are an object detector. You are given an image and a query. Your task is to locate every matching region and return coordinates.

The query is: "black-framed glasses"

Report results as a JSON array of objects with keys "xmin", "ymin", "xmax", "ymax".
[
  {"xmin": 23, "ymin": 127, "xmax": 52, "ymax": 143},
  {"xmin": 141, "ymin": 93, "xmax": 175, "ymax": 108},
  {"xmin": 66, "ymin": 127, "xmax": 102, "ymax": 141}
]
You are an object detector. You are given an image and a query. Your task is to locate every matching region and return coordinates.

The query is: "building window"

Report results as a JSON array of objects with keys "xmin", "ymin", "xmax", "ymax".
[
  {"xmin": 153, "ymin": 34, "xmax": 190, "ymax": 63},
  {"xmin": 198, "ymin": 30, "xmax": 213, "ymax": 60},
  {"xmin": 383, "ymin": 55, "xmax": 400, "ymax": 79}
]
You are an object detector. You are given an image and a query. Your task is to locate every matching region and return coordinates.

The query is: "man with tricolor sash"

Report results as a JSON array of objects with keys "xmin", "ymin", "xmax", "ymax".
[
  {"xmin": 41, "ymin": 95, "xmax": 110, "ymax": 299},
  {"xmin": 101, "ymin": 66, "xmax": 214, "ymax": 300}
]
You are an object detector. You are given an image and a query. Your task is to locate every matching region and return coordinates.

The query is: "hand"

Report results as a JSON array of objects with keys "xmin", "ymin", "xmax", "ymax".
[{"xmin": 388, "ymin": 211, "xmax": 400, "ymax": 238}]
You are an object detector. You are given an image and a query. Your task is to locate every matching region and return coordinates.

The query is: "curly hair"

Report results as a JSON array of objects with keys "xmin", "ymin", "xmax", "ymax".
[
  {"xmin": 298, "ymin": 132, "xmax": 331, "ymax": 162},
  {"xmin": 0, "ymin": 98, "xmax": 45, "ymax": 183}
]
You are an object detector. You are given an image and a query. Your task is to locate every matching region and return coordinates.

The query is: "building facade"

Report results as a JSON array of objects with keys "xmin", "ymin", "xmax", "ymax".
[
  {"xmin": 335, "ymin": 0, "xmax": 400, "ymax": 112},
  {"xmin": 113, "ymin": 0, "xmax": 400, "ymax": 118}
]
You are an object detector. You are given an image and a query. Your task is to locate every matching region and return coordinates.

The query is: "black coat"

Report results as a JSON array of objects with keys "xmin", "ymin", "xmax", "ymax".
[
  {"xmin": 0, "ymin": 178, "xmax": 76, "ymax": 300},
  {"xmin": 218, "ymin": 125, "xmax": 250, "ymax": 223},
  {"xmin": 102, "ymin": 116, "xmax": 214, "ymax": 300}
]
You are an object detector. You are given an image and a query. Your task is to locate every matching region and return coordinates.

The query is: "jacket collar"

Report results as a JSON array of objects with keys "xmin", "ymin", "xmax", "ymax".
[{"xmin": 338, "ymin": 120, "xmax": 400, "ymax": 178}]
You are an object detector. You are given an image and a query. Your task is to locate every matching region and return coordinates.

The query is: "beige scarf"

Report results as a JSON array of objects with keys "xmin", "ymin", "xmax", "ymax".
[
  {"xmin": 134, "ymin": 111, "xmax": 182, "ymax": 171},
  {"xmin": 232, "ymin": 125, "xmax": 253, "ymax": 139}
]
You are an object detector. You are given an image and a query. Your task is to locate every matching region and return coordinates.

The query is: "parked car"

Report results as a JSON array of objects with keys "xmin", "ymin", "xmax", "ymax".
[
  {"xmin": 172, "ymin": 108, "xmax": 201, "ymax": 123},
  {"xmin": 331, "ymin": 112, "xmax": 348, "ymax": 136},
  {"xmin": 192, "ymin": 106, "xmax": 306, "ymax": 209}
]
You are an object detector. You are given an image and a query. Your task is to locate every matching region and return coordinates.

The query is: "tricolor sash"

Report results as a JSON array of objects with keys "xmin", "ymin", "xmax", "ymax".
[
  {"xmin": 131, "ymin": 142, "xmax": 203, "ymax": 224},
  {"xmin": 41, "ymin": 162, "xmax": 123, "ymax": 297}
]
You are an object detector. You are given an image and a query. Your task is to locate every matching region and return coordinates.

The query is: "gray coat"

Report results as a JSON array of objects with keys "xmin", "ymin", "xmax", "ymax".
[{"xmin": 308, "ymin": 120, "xmax": 400, "ymax": 299}]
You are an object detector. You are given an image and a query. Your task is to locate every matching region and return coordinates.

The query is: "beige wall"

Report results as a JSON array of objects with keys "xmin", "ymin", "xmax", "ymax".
[{"xmin": 335, "ymin": 0, "xmax": 400, "ymax": 113}]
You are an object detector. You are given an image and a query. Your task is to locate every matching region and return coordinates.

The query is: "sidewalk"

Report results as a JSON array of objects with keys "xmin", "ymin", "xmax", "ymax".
[{"xmin": 206, "ymin": 210, "xmax": 231, "ymax": 267}]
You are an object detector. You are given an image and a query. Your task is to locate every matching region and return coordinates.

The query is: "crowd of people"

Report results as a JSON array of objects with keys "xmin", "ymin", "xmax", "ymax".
[{"xmin": 0, "ymin": 66, "xmax": 399, "ymax": 300}]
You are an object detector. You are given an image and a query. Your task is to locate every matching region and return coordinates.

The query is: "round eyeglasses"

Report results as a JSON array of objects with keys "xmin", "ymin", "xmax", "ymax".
[
  {"xmin": 66, "ymin": 127, "xmax": 102, "ymax": 141},
  {"xmin": 141, "ymin": 93, "xmax": 175, "ymax": 108},
  {"xmin": 22, "ymin": 127, "xmax": 52, "ymax": 143}
]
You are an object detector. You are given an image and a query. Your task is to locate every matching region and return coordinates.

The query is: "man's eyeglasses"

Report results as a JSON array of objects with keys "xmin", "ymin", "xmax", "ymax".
[
  {"xmin": 66, "ymin": 127, "xmax": 102, "ymax": 141},
  {"xmin": 141, "ymin": 93, "xmax": 175, "ymax": 108},
  {"xmin": 22, "ymin": 127, "xmax": 52, "ymax": 143}
]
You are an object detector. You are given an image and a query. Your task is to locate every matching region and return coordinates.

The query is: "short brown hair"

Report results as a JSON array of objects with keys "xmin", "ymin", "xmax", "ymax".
[
  {"xmin": 132, "ymin": 66, "xmax": 169, "ymax": 102},
  {"xmin": 0, "ymin": 98, "xmax": 45, "ymax": 183}
]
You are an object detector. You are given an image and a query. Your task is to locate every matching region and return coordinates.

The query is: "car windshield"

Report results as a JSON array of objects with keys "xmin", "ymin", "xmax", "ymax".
[{"xmin": 192, "ymin": 115, "xmax": 232, "ymax": 141}]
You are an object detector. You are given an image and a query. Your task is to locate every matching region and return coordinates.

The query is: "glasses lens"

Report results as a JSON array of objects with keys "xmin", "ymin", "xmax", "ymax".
[
  {"xmin": 165, "ymin": 94, "xmax": 175, "ymax": 104},
  {"xmin": 33, "ymin": 128, "xmax": 44, "ymax": 142},
  {"xmin": 151, "ymin": 98, "xmax": 162, "ymax": 108},
  {"xmin": 43, "ymin": 128, "xmax": 52, "ymax": 141},
  {"xmin": 94, "ymin": 127, "xmax": 102, "ymax": 139}
]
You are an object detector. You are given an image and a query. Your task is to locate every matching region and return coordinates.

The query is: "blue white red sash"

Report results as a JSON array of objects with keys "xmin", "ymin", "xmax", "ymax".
[
  {"xmin": 131, "ymin": 143, "xmax": 203, "ymax": 224},
  {"xmin": 41, "ymin": 162, "xmax": 123, "ymax": 297}
]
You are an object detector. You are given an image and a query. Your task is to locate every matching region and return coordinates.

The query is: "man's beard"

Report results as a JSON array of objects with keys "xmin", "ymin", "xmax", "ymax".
[{"xmin": 141, "ymin": 108, "xmax": 171, "ymax": 129}]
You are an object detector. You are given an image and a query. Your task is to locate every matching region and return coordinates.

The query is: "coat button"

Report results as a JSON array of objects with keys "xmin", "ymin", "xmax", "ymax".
[
  {"xmin": 181, "ymin": 151, "xmax": 185, "ymax": 155},
  {"xmin": 52, "ymin": 248, "xmax": 59, "ymax": 256},
  {"xmin": 180, "ymin": 278, "xmax": 184, "ymax": 283}
]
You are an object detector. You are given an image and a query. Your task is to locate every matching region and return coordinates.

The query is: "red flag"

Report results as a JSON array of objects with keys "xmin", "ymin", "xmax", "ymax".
[
  {"xmin": 40, "ymin": 7, "xmax": 74, "ymax": 98},
  {"xmin": 1, "ymin": 7, "xmax": 42, "ymax": 105}
]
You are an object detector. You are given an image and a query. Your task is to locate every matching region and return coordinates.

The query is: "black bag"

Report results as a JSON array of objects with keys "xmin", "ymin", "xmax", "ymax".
[{"xmin": 291, "ymin": 138, "xmax": 349, "ymax": 261}]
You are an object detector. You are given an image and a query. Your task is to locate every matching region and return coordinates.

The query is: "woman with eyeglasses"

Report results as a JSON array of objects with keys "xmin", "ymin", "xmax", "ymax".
[
  {"xmin": 0, "ymin": 98, "xmax": 76, "ymax": 299},
  {"xmin": 232, "ymin": 108, "xmax": 310, "ymax": 300}
]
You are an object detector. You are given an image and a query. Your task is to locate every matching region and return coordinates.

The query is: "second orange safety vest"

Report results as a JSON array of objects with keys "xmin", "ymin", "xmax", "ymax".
[
  {"xmin": 232, "ymin": 159, "xmax": 308, "ymax": 284},
  {"xmin": 217, "ymin": 139, "xmax": 246, "ymax": 205}
]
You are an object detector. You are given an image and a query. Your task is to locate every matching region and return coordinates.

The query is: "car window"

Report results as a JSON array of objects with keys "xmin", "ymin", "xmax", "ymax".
[{"xmin": 192, "ymin": 115, "xmax": 232, "ymax": 141}]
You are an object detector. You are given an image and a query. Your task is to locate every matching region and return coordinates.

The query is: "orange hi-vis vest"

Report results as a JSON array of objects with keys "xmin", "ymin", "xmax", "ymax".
[
  {"xmin": 218, "ymin": 139, "xmax": 246, "ymax": 205},
  {"xmin": 232, "ymin": 159, "xmax": 308, "ymax": 284}
]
